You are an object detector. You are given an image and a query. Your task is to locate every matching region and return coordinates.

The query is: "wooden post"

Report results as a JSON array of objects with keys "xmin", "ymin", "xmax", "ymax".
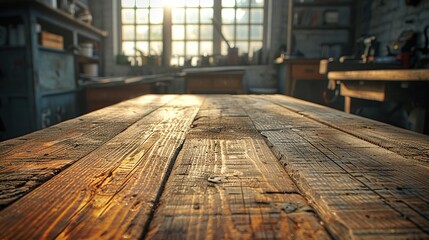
[{"xmin": 345, "ymin": 96, "xmax": 351, "ymax": 113}]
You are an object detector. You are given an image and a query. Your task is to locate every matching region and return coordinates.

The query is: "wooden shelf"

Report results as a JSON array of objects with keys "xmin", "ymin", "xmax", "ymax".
[
  {"xmin": 76, "ymin": 54, "xmax": 100, "ymax": 64},
  {"xmin": 287, "ymin": 0, "xmax": 356, "ymax": 58},
  {"xmin": 38, "ymin": 45, "xmax": 70, "ymax": 54},
  {"xmin": 1, "ymin": 0, "xmax": 107, "ymax": 37},
  {"xmin": 294, "ymin": 2, "xmax": 353, "ymax": 7},
  {"xmin": 293, "ymin": 25, "xmax": 352, "ymax": 31}
]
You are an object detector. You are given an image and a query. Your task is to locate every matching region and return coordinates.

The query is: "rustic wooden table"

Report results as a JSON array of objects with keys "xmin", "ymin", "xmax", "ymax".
[{"xmin": 0, "ymin": 94, "xmax": 428, "ymax": 239}]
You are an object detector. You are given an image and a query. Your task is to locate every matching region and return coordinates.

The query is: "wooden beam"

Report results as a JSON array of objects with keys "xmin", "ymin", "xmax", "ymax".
[
  {"xmin": 340, "ymin": 82, "xmax": 386, "ymax": 102},
  {"xmin": 344, "ymin": 96, "xmax": 351, "ymax": 114},
  {"xmin": 328, "ymin": 69, "xmax": 429, "ymax": 81}
]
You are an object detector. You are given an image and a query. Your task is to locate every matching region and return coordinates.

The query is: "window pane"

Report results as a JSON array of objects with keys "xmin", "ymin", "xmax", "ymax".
[
  {"xmin": 170, "ymin": 57, "xmax": 180, "ymax": 66},
  {"xmin": 222, "ymin": 25, "xmax": 235, "ymax": 41},
  {"xmin": 171, "ymin": 0, "xmax": 185, "ymax": 7},
  {"xmin": 236, "ymin": 25, "xmax": 248, "ymax": 40},
  {"xmin": 122, "ymin": 26, "xmax": 135, "ymax": 40},
  {"xmin": 122, "ymin": 41, "xmax": 135, "ymax": 55},
  {"xmin": 251, "ymin": 0, "xmax": 263, "ymax": 7},
  {"xmin": 235, "ymin": 41, "xmax": 249, "ymax": 54},
  {"xmin": 221, "ymin": 42, "xmax": 229, "ymax": 55},
  {"xmin": 222, "ymin": 9, "xmax": 235, "ymax": 24},
  {"xmin": 200, "ymin": 8, "xmax": 213, "ymax": 23},
  {"xmin": 250, "ymin": 9, "xmax": 263, "ymax": 23},
  {"xmin": 250, "ymin": 25, "xmax": 263, "ymax": 40},
  {"xmin": 186, "ymin": 0, "xmax": 199, "ymax": 7},
  {"xmin": 172, "ymin": 41, "xmax": 185, "ymax": 55},
  {"xmin": 186, "ymin": 9, "xmax": 199, "ymax": 23},
  {"xmin": 136, "ymin": 25, "xmax": 149, "ymax": 40},
  {"xmin": 122, "ymin": 9, "xmax": 135, "ymax": 24},
  {"xmin": 200, "ymin": 41, "xmax": 213, "ymax": 55},
  {"xmin": 236, "ymin": 0, "xmax": 250, "ymax": 7},
  {"xmin": 186, "ymin": 41, "xmax": 199, "ymax": 55},
  {"xmin": 222, "ymin": 0, "xmax": 235, "ymax": 7},
  {"xmin": 186, "ymin": 25, "xmax": 199, "ymax": 40},
  {"xmin": 172, "ymin": 8, "xmax": 185, "ymax": 24},
  {"xmin": 122, "ymin": 0, "xmax": 135, "ymax": 7},
  {"xmin": 150, "ymin": 8, "xmax": 163, "ymax": 24},
  {"xmin": 150, "ymin": 0, "xmax": 163, "ymax": 7},
  {"xmin": 171, "ymin": 56, "xmax": 185, "ymax": 66},
  {"xmin": 136, "ymin": 0, "xmax": 149, "ymax": 7},
  {"xmin": 150, "ymin": 25, "xmax": 162, "ymax": 40},
  {"xmin": 200, "ymin": 25, "xmax": 213, "ymax": 40},
  {"xmin": 236, "ymin": 8, "xmax": 249, "ymax": 23},
  {"xmin": 200, "ymin": 0, "xmax": 213, "ymax": 7},
  {"xmin": 172, "ymin": 25, "xmax": 185, "ymax": 40},
  {"xmin": 136, "ymin": 41, "xmax": 149, "ymax": 54},
  {"xmin": 136, "ymin": 9, "xmax": 149, "ymax": 24},
  {"xmin": 150, "ymin": 41, "xmax": 162, "ymax": 55},
  {"xmin": 249, "ymin": 41, "xmax": 263, "ymax": 56}
]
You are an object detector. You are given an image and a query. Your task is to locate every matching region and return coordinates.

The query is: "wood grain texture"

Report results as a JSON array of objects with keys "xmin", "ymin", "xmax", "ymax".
[
  {"xmin": 328, "ymin": 69, "xmax": 429, "ymax": 81},
  {"xmin": 1, "ymin": 94, "xmax": 428, "ymax": 240},
  {"xmin": 264, "ymin": 94, "xmax": 429, "ymax": 166},
  {"xmin": 242, "ymin": 95, "xmax": 429, "ymax": 238},
  {"xmin": 147, "ymin": 96, "xmax": 330, "ymax": 239},
  {"xmin": 0, "ymin": 95, "xmax": 177, "ymax": 209},
  {"xmin": 0, "ymin": 95, "xmax": 203, "ymax": 239}
]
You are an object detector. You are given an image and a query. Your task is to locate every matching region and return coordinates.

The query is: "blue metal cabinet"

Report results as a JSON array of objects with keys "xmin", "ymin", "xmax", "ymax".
[{"xmin": 0, "ymin": 1, "xmax": 106, "ymax": 140}]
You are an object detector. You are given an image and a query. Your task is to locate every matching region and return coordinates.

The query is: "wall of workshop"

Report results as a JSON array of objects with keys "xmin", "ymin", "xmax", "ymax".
[
  {"xmin": 358, "ymin": 0, "xmax": 429, "ymax": 56},
  {"xmin": 267, "ymin": 0, "xmax": 289, "ymax": 60},
  {"xmin": 90, "ymin": 0, "xmax": 130, "ymax": 77}
]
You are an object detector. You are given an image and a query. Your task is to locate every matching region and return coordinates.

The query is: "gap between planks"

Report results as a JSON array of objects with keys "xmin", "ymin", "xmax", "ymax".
[
  {"xmin": 264, "ymin": 94, "xmax": 429, "ymax": 167},
  {"xmin": 239, "ymin": 95, "xmax": 429, "ymax": 239},
  {"xmin": 145, "ymin": 95, "xmax": 331, "ymax": 239},
  {"xmin": 0, "ymin": 95, "xmax": 179, "ymax": 209},
  {"xmin": 0, "ymin": 95, "xmax": 204, "ymax": 240}
]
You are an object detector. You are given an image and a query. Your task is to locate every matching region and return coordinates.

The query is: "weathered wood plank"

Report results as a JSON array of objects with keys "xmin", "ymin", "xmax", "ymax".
[
  {"xmin": 0, "ymin": 95, "xmax": 203, "ymax": 239},
  {"xmin": 264, "ymin": 94, "xmax": 429, "ymax": 166},
  {"xmin": 242, "ymin": 96, "xmax": 429, "ymax": 238},
  {"xmin": 147, "ymin": 96, "xmax": 330, "ymax": 239},
  {"xmin": 0, "ymin": 95, "xmax": 177, "ymax": 208}
]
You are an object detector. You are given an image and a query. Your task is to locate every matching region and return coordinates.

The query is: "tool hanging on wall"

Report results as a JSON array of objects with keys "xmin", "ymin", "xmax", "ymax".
[{"xmin": 393, "ymin": 30, "xmax": 417, "ymax": 68}]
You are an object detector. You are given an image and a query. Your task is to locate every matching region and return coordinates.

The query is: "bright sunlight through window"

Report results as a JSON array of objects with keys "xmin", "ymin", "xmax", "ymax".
[{"xmin": 120, "ymin": 0, "xmax": 264, "ymax": 67}]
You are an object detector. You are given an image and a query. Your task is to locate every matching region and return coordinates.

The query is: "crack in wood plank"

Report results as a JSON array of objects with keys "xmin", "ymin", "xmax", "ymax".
[{"xmin": 146, "ymin": 95, "xmax": 330, "ymax": 239}]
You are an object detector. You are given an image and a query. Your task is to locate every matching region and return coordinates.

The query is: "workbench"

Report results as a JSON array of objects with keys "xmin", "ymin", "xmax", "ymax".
[
  {"xmin": 0, "ymin": 94, "xmax": 428, "ymax": 239},
  {"xmin": 277, "ymin": 58, "xmax": 327, "ymax": 104},
  {"xmin": 328, "ymin": 69, "xmax": 429, "ymax": 114},
  {"xmin": 184, "ymin": 67, "xmax": 245, "ymax": 94}
]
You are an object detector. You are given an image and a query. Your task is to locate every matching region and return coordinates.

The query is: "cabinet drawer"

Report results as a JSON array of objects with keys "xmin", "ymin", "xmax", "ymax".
[{"xmin": 291, "ymin": 64, "xmax": 322, "ymax": 80}]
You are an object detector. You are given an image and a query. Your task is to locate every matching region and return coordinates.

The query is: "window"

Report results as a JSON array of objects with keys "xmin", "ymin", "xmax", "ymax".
[
  {"xmin": 170, "ymin": 0, "xmax": 214, "ymax": 66},
  {"xmin": 121, "ymin": 0, "xmax": 163, "ymax": 66},
  {"xmin": 120, "ymin": 0, "xmax": 264, "ymax": 66},
  {"xmin": 221, "ymin": 0, "xmax": 264, "ymax": 57}
]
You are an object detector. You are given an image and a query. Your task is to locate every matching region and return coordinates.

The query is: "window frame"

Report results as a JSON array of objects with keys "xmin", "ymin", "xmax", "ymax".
[{"xmin": 117, "ymin": 0, "xmax": 267, "ymax": 67}]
